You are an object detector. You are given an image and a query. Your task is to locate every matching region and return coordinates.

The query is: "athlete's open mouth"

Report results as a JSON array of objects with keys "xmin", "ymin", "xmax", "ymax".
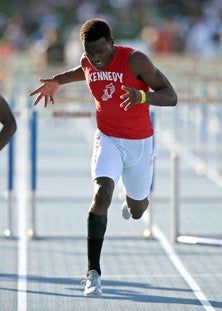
[{"xmin": 93, "ymin": 61, "xmax": 104, "ymax": 69}]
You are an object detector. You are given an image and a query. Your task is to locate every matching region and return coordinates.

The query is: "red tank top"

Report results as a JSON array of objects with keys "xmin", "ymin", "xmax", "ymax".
[{"xmin": 82, "ymin": 45, "xmax": 154, "ymax": 139}]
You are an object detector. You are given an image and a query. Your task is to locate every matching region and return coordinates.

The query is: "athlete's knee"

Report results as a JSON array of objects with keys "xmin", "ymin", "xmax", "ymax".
[
  {"xmin": 131, "ymin": 206, "xmax": 147, "ymax": 219},
  {"xmin": 94, "ymin": 184, "xmax": 113, "ymax": 205},
  {"xmin": 92, "ymin": 177, "xmax": 114, "ymax": 211},
  {"xmin": 128, "ymin": 197, "xmax": 149, "ymax": 219}
]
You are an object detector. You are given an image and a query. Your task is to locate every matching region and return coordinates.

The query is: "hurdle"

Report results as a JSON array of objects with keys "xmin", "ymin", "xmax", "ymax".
[
  {"xmin": 154, "ymin": 79, "xmax": 222, "ymax": 247},
  {"xmin": 3, "ymin": 107, "xmax": 37, "ymax": 238},
  {"xmin": 3, "ymin": 97, "xmax": 16, "ymax": 238},
  {"xmin": 27, "ymin": 109, "xmax": 96, "ymax": 238},
  {"xmin": 144, "ymin": 111, "xmax": 156, "ymax": 239},
  {"xmin": 4, "ymin": 136, "xmax": 15, "ymax": 238},
  {"xmin": 26, "ymin": 108, "xmax": 157, "ymax": 239},
  {"xmin": 28, "ymin": 110, "xmax": 37, "ymax": 238},
  {"xmin": 170, "ymin": 149, "xmax": 222, "ymax": 246}
]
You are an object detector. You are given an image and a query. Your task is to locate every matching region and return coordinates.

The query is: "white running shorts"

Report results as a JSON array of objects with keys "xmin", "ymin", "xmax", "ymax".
[{"xmin": 91, "ymin": 129, "xmax": 155, "ymax": 200}]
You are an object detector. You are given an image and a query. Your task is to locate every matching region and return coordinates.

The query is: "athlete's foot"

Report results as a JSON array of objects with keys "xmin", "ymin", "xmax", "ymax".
[
  {"xmin": 121, "ymin": 201, "xmax": 131, "ymax": 220},
  {"xmin": 82, "ymin": 270, "xmax": 102, "ymax": 297}
]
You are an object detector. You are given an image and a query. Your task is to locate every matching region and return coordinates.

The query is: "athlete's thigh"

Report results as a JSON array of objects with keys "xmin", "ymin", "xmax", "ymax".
[
  {"xmin": 122, "ymin": 137, "xmax": 154, "ymax": 200},
  {"xmin": 91, "ymin": 130, "xmax": 123, "ymax": 185}
]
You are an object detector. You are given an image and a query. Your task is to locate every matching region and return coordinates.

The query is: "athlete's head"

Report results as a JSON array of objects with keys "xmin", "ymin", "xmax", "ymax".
[
  {"xmin": 80, "ymin": 18, "xmax": 115, "ymax": 70},
  {"xmin": 80, "ymin": 18, "xmax": 112, "ymax": 42}
]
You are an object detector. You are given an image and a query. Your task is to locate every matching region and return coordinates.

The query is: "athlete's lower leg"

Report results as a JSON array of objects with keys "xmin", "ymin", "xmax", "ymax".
[{"xmin": 87, "ymin": 177, "xmax": 114, "ymax": 275}]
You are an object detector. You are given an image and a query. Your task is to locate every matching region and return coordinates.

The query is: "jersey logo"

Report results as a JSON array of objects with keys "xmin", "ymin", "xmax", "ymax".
[{"xmin": 102, "ymin": 83, "xmax": 115, "ymax": 101}]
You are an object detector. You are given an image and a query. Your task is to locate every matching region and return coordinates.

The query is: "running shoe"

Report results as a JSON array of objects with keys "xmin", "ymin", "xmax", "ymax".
[
  {"xmin": 122, "ymin": 201, "xmax": 131, "ymax": 220},
  {"xmin": 82, "ymin": 270, "xmax": 102, "ymax": 297}
]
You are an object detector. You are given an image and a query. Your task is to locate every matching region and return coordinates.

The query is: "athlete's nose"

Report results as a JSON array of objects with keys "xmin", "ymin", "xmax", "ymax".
[{"xmin": 92, "ymin": 51, "xmax": 101, "ymax": 62}]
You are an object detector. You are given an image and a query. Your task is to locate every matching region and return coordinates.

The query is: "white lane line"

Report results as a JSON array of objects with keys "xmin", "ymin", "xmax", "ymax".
[
  {"xmin": 152, "ymin": 225, "xmax": 215, "ymax": 311},
  {"xmin": 15, "ymin": 109, "xmax": 29, "ymax": 311}
]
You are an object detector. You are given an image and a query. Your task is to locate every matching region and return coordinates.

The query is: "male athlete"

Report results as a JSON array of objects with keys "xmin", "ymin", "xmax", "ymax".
[
  {"xmin": 0, "ymin": 95, "xmax": 17, "ymax": 151},
  {"xmin": 30, "ymin": 18, "xmax": 177, "ymax": 297}
]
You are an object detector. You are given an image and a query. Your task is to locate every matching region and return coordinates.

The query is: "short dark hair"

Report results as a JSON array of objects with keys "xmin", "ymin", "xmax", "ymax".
[{"xmin": 80, "ymin": 18, "xmax": 112, "ymax": 42}]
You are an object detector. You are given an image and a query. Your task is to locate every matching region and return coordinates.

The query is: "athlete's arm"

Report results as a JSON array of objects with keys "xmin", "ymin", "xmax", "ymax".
[
  {"xmin": 53, "ymin": 65, "xmax": 86, "ymax": 85},
  {"xmin": 120, "ymin": 51, "xmax": 177, "ymax": 110},
  {"xmin": 0, "ymin": 95, "xmax": 17, "ymax": 151},
  {"xmin": 29, "ymin": 65, "xmax": 85, "ymax": 107}
]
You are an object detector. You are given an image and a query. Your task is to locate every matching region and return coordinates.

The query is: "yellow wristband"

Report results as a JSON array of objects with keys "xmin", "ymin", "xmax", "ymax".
[{"xmin": 139, "ymin": 90, "xmax": 146, "ymax": 104}]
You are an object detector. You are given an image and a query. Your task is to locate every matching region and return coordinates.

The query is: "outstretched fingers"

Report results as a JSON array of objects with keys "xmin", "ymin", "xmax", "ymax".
[
  {"xmin": 44, "ymin": 96, "xmax": 48, "ymax": 108},
  {"xmin": 49, "ymin": 96, "xmax": 54, "ymax": 105},
  {"xmin": 29, "ymin": 85, "xmax": 44, "ymax": 96},
  {"xmin": 43, "ymin": 96, "xmax": 54, "ymax": 108},
  {"xmin": 32, "ymin": 94, "xmax": 54, "ymax": 108},
  {"xmin": 29, "ymin": 78, "xmax": 58, "ymax": 107},
  {"xmin": 33, "ymin": 93, "xmax": 43, "ymax": 106}
]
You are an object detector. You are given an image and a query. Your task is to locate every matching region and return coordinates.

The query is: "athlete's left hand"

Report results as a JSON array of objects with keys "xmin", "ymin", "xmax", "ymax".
[{"xmin": 120, "ymin": 85, "xmax": 142, "ymax": 111}]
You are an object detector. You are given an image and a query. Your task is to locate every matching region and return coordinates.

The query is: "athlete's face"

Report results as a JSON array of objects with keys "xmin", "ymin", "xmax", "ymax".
[{"xmin": 83, "ymin": 37, "xmax": 115, "ymax": 70}]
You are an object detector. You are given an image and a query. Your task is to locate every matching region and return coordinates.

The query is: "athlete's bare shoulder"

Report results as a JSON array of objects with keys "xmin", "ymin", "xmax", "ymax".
[{"xmin": 128, "ymin": 50, "xmax": 156, "ymax": 79}]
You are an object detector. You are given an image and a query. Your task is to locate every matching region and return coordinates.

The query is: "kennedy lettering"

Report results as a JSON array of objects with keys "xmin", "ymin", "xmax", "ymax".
[{"xmin": 89, "ymin": 71, "xmax": 123, "ymax": 83}]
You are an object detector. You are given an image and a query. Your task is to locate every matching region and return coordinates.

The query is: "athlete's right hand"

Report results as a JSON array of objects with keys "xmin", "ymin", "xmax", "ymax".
[{"xmin": 29, "ymin": 78, "xmax": 60, "ymax": 108}]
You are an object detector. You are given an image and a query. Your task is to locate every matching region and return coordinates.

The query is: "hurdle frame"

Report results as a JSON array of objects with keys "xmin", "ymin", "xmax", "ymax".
[
  {"xmin": 143, "ymin": 111, "xmax": 155, "ymax": 239},
  {"xmin": 4, "ymin": 136, "xmax": 15, "ymax": 238},
  {"xmin": 170, "ymin": 151, "xmax": 222, "ymax": 246},
  {"xmin": 28, "ymin": 110, "xmax": 37, "ymax": 238}
]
